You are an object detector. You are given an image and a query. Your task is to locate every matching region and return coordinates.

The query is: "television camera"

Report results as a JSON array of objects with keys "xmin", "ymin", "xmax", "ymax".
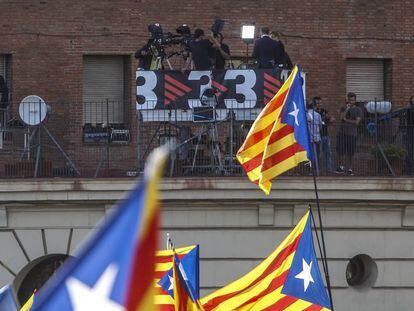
[
  {"xmin": 146, "ymin": 23, "xmax": 193, "ymax": 62},
  {"xmin": 211, "ymin": 19, "xmax": 225, "ymax": 37}
]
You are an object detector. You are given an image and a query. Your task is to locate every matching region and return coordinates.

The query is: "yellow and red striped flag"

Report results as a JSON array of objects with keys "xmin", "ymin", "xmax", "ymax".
[
  {"xmin": 237, "ymin": 66, "xmax": 313, "ymax": 194},
  {"xmin": 172, "ymin": 252, "xmax": 204, "ymax": 311},
  {"xmin": 201, "ymin": 211, "xmax": 331, "ymax": 311},
  {"xmin": 155, "ymin": 245, "xmax": 199, "ymax": 310}
]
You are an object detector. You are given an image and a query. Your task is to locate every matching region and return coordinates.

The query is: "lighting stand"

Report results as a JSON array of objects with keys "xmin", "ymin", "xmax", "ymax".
[{"xmin": 373, "ymin": 98, "xmax": 395, "ymax": 176}]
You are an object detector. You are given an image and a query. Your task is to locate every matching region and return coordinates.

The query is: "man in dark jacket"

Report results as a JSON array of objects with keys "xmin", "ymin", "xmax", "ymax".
[
  {"xmin": 0, "ymin": 75, "xmax": 8, "ymax": 109},
  {"xmin": 252, "ymin": 27, "xmax": 285, "ymax": 69},
  {"xmin": 188, "ymin": 29, "xmax": 215, "ymax": 70},
  {"xmin": 270, "ymin": 31, "xmax": 293, "ymax": 69},
  {"xmin": 0, "ymin": 75, "xmax": 9, "ymax": 127},
  {"xmin": 134, "ymin": 41, "xmax": 153, "ymax": 70}
]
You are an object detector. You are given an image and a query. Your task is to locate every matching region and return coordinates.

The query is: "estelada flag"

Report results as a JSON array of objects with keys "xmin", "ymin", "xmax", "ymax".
[
  {"xmin": 156, "ymin": 245, "xmax": 200, "ymax": 310},
  {"xmin": 30, "ymin": 146, "xmax": 168, "ymax": 311},
  {"xmin": 201, "ymin": 210, "xmax": 331, "ymax": 311},
  {"xmin": 172, "ymin": 253, "xmax": 204, "ymax": 311},
  {"xmin": 236, "ymin": 66, "xmax": 313, "ymax": 194}
]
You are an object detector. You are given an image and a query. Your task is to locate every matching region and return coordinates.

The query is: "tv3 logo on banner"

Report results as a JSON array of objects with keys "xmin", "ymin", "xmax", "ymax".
[{"xmin": 135, "ymin": 69, "xmax": 305, "ymax": 121}]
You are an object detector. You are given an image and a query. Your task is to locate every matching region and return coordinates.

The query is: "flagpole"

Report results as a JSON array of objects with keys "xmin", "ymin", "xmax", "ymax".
[
  {"xmin": 166, "ymin": 233, "xmax": 174, "ymax": 250},
  {"xmin": 310, "ymin": 164, "xmax": 334, "ymax": 310},
  {"xmin": 309, "ymin": 204, "xmax": 328, "ymax": 279}
]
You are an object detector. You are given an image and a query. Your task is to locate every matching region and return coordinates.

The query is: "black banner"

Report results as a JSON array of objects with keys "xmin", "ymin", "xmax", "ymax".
[{"xmin": 135, "ymin": 69, "xmax": 304, "ymax": 121}]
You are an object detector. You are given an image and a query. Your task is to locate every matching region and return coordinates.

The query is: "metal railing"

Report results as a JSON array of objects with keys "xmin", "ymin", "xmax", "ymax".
[
  {"xmin": 136, "ymin": 102, "xmax": 414, "ymax": 178},
  {"xmin": 0, "ymin": 101, "xmax": 413, "ymax": 178}
]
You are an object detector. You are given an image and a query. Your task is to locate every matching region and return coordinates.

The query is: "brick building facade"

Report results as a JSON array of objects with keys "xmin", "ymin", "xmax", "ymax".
[
  {"xmin": 1, "ymin": 1, "xmax": 413, "ymax": 164},
  {"xmin": 1, "ymin": 2, "xmax": 414, "ymax": 309}
]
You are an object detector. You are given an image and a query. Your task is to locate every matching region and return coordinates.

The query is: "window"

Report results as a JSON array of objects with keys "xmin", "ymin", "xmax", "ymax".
[
  {"xmin": 82, "ymin": 55, "xmax": 129, "ymax": 125},
  {"xmin": 346, "ymin": 58, "xmax": 388, "ymax": 102}
]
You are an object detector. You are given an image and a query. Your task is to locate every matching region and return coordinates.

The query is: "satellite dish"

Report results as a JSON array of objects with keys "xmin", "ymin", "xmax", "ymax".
[{"xmin": 19, "ymin": 95, "xmax": 51, "ymax": 126}]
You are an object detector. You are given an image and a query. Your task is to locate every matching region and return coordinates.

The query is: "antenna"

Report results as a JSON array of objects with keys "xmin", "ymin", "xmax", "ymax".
[
  {"xmin": 19, "ymin": 95, "xmax": 51, "ymax": 126},
  {"xmin": 18, "ymin": 95, "xmax": 80, "ymax": 177}
]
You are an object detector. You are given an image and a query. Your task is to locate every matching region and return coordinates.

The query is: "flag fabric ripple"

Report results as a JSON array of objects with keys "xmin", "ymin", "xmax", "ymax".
[
  {"xmin": 30, "ymin": 146, "xmax": 168, "ymax": 311},
  {"xmin": 156, "ymin": 245, "xmax": 200, "ymax": 310},
  {"xmin": 236, "ymin": 66, "xmax": 313, "ymax": 194},
  {"xmin": 172, "ymin": 253, "xmax": 204, "ymax": 311},
  {"xmin": 201, "ymin": 210, "xmax": 331, "ymax": 311},
  {"xmin": 0, "ymin": 284, "xmax": 18, "ymax": 310}
]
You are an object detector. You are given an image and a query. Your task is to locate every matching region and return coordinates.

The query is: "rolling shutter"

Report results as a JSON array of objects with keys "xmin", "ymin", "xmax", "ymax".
[
  {"xmin": 346, "ymin": 59, "xmax": 384, "ymax": 102},
  {"xmin": 82, "ymin": 56, "xmax": 125, "ymax": 124}
]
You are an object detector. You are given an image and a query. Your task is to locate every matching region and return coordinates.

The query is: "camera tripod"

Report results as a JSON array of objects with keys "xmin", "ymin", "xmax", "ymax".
[
  {"xmin": 152, "ymin": 46, "xmax": 174, "ymax": 70},
  {"xmin": 155, "ymin": 53, "xmax": 173, "ymax": 70},
  {"xmin": 190, "ymin": 119, "xmax": 227, "ymax": 175}
]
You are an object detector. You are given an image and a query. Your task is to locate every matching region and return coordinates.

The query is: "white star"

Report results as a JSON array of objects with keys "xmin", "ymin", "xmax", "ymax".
[
  {"xmin": 288, "ymin": 101, "xmax": 300, "ymax": 126},
  {"xmin": 295, "ymin": 259, "xmax": 314, "ymax": 292},
  {"xmin": 66, "ymin": 264, "xmax": 124, "ymax": 311},
  {"xmin": 167, "ymin": 275, "xmax": 174, "ymax": 291}
]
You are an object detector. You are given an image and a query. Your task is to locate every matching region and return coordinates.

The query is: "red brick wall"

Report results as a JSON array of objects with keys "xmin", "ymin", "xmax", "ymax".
[{"xmin": 0, "ymin": 0, "xmax": 413, "ymax": 172}]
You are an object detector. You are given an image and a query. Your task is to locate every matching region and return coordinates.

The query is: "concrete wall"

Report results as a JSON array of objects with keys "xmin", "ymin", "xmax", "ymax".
[{"xmin": 0, "ymin": 177, "xmax": 414, "ymax": 310}]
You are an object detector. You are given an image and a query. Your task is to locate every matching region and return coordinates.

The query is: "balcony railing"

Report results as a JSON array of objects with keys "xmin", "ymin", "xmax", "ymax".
[{"xmin": 0, "ymin": 103, "xmax": 413, "ymax": 178}]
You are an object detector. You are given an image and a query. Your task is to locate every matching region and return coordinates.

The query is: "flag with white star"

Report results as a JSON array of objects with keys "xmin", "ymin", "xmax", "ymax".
[
  {"xmin": 154, "ymin": 245, "xmax": 199, "ymax": 310},
  {"xmin": 158, "ymin": 246, "xmax": 200, "ymax": 301},
  {"xmin": 172, "ymin": 253, "xmax": 204, "ymax": 311},
  {"xmin": 281, "ymin": 211, "xmax": 331, "ymax": 309},
  {"xmin": 201, "ymin": 210, "xmax": 331, "ymax": 311},
  {"xmin": 237, "ymin": 65, "xmax": 313, "ymax": 194},
  {"xmin": 30, "ymin": 147, "xmax": 169, "ymax": 311}
]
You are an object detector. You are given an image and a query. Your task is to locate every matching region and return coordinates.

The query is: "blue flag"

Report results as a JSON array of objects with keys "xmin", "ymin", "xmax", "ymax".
[
  {"xmin": 31, "ymin": 147, "xmax": 167, "ymax": 311},
  {"xmin": 280, "ymin": 67, "xmax": 314, "ymax": 161},
  {"xmin": 0, "ymin": 284, "xmax": 18, "ymax": 311},
  {"xmin": 281, "ymin": 211, "xmax": 331, "ymax": 309},
  {"xmin": 158, "ymin": 246, "xmax": 200, "ymax": 299}
]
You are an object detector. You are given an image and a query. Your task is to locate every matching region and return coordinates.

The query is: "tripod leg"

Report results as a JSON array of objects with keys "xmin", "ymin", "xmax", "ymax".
[
  {"xmin": 94, "ymin": 147, "xmax": 107, "ymax": 178},
  {"xmin": 377, "ymin": 143, "xmax": 395, "ymax": 176},
  {"xmin": 42, "ymin": 124, "xmax": 81, "ymax": 176},
  {"xmin": 212, "ymin": 124, "xmax": 226, "ymax": 174},
  {"xmin": 20, "ymin": 126, "xmax": 38, "ymax": 160},
  {"xmin": 34, "ymin": 144, "xmax": 41, "ymax": 178},
  {"xmin": 191, "ymin": 133, "xmax": 201, "ymax": 173},
  {"xmin": 142, "ymin": 121, "xmax": 163, "ymax": 160},
  {"xmin": 165, "ymin": 58, "xmax": 174, "ymax": 70}
]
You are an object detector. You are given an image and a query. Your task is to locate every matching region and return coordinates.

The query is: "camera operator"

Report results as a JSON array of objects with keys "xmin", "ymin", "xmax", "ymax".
[
  {"xmin": 134, "ymin": 41, "xmax": 153, "ymax": 70},
  {"xmin": 270, "ymin": 31, "xmax": 293, "ymax": 69},
  {"xmin": 211, "ymin": 33, "xmax": 230, "ymax": 70},
  {"xmin": 252, "ymin": 27, "xmax": 285, "ymax": 69},
  {"xmin": 188, "ymin": 29, "xmax": 215, "ymax": 70}
]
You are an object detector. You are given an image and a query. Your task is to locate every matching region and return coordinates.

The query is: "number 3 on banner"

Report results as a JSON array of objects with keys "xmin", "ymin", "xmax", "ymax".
[
  {"xmin": 224, "ymin": 70, "xmax": 257, "ymax": 109},
  {"xmin": 136, "ymin": 71, "xmax": 157, "ymax": 109},
  {"xmin": 188, "ymin": 70, "xmax": 212, "ymax": 108}
]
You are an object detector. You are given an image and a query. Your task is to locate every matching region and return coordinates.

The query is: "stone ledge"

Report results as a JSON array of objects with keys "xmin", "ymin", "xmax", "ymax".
[{"xmin": 0, "ymin": 177, "xmax": 413, "ymax": 203}]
